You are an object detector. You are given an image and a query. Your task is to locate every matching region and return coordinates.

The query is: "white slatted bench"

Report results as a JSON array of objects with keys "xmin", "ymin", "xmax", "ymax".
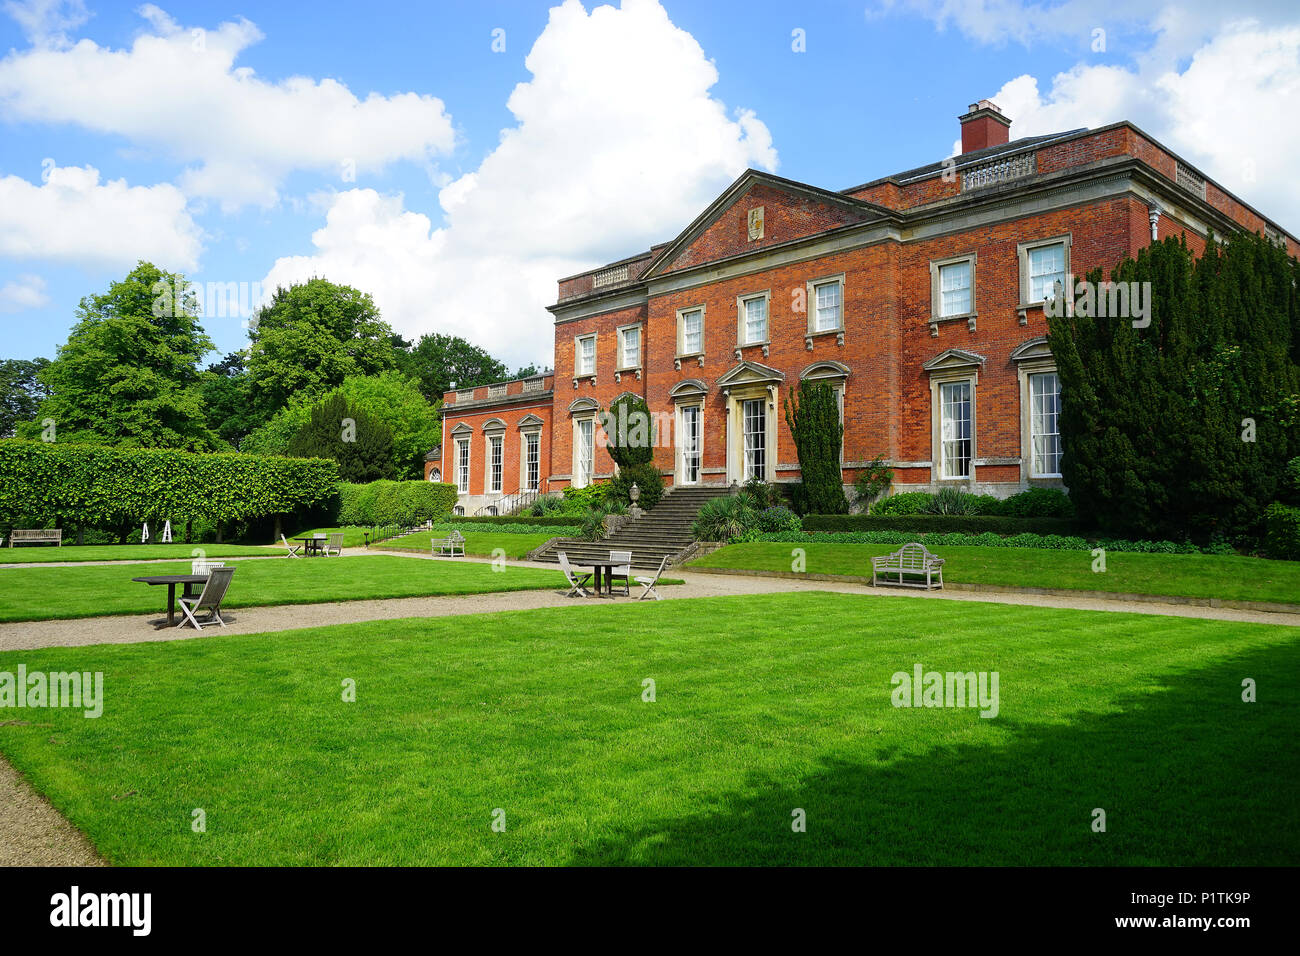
[
  {"xmin": 431, "ymin": 530, "xmax": 466, "ymax": 557},
  {"xmin": 871, "ymin": 542, "xmax": 944, "ymax": 589},
  {"xmin": 8, "ymin": 528, "xmax": 62, "ymax": 547}
]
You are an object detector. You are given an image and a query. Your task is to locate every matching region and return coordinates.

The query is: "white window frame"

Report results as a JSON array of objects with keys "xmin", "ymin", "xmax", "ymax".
[
  {"xmin": 677, "ymin": 306, "xmax": 705, "ymax": 357},
  {"xmin": 736, "ymin": 291, "xmax": 771, "ymax": 347},
  {"xmin": 741, "ymin": 396, "xmax": 767, "ymax": 481},
  {"xmin": 927, "ymin": 369, "xmax": 977, "ymax": 484},
  {"xmin": 487, "ymin": 434, "xmax": 503, "ymax": 493},
  {"xmin": 455, "ymin": 438, "xmax": 471, "ymax": 493},
  {"xmin": 574, "ymin": 416, "xmax": 595, "ymax": 488},
  {"xmin": 1027, "ymin": 371, "xmax": 1063, "ymax": 479},
  {"xmin": 1017, "ymin": 234, "xmax": 1072, "ymax": 308},
  {"xmin": 938, "ymin": 380, "xmax": 973, "ymax": 480},
  {"xmin": 575, "ymin": 333, "xmax": 597, "ymax": 378},
  {"xmin": 523, "ymin": 430, "xmax": 541, "ymax": 491},
  {"xmin": 931, "ymin": 256, "xmax": 974, "ymax": 320},
  {"xmin": 807, "ymin": 274, "xmax": 845, "ymax": 335},
  {"xmin": 617, "ymin": 323, "xmax": 642, "ymax": 371}
]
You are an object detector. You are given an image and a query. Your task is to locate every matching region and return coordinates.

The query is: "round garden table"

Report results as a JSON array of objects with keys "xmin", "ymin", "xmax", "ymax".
[{"xmin": 132, "ymin": 574, "xmax": 208, "ymax": 628}]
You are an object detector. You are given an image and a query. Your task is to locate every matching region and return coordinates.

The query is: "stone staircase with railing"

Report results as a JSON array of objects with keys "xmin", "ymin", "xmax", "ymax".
[{"xmin": 532, "ymin": 485, "xmax": 733, "ymax": 570}]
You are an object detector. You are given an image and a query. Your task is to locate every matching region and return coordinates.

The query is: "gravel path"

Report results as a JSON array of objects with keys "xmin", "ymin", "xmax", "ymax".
[{"xmin": 0, "ymin": 754, "xmax": 104, "ymax": 866}]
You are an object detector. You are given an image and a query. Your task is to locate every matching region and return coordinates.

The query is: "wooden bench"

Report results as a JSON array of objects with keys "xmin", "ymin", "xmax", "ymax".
[
  {"xmin": 8, "ymin": 528, "xmax": 62, "ymax": 548},
  {"xmin": 871, "ymin": 542, "xmax": 944, "ymax": 589},
  {"xmin": 431, "ymin": 530, "xmax": 465, "ymax": 557}
]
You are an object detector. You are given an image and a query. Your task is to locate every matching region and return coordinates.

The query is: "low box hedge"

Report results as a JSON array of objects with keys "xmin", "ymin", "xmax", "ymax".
[
  {"xmin": 445, "ymin": 515, "xmax": 584, "ymax": 528},
  {"xmin": 803, "ymin": 514, "xmax": 1083, "ymax": 536}
]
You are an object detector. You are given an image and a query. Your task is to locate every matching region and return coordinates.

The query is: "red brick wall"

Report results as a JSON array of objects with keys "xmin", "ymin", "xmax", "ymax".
[
  {"xmin": 550, "ymin": 302, "xmax": 648, "ymax": 489},
  {"xmin": 646, "ymin": 242, "xmax": 898, "ymax": 485},
  {"xmin": 662, "ymin": 183, "xmax": 867, "ymax": 274},
  {"xmin": 441, "ymin": 399, "xmax": 553, "ymax": 498}
]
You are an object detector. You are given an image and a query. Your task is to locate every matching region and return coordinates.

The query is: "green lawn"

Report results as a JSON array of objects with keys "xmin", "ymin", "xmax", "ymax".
[
  {"xmin": 0, "ymin": 542, "xmax": 281, "ymax": 565},
  {"xmin": 690, "ymin": 542, "xmax": 1300, "ymax": 605},
  {"xmin": 0, "ymin": 555, "xmax": 564, "ymax": 622},
  {"xmin": 382, "ymin": 527, "xmax": 557, "ymax": 559},
  {"xmin": 0, "ymin": 592, "xmax": 1292, "ymax": 865}
]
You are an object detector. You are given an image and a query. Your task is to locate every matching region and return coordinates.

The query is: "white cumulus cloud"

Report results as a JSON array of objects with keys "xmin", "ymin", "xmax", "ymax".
[
  {"xmin": 987, "ymin": 21, "xmax": 1300, "ymax": 229},
  {"xmin": 0, "ymin": 5, "xmax": 456, "ymax": 209},
  {"xmin": 0, "ymin": 273, "xmax": 49, "ymax": 312},
  {"xmin": 262, "ymin": 0, "xmax": 778, "ymax": 370},
  {"xmin": 0, "ymin": 164, "xmax": 202, "ymax": 270}
]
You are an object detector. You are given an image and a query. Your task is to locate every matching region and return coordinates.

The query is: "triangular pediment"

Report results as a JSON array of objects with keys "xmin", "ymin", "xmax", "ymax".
[
  {"xmin": 643, "ymin": 170, "xmax": 891, "ymax": 279},
  {"xmin": 922, "ymin": 348, "xmax": 986, "ymax": 373},
  {"xmin": 717, "ymin": 360, "xmax": 786, "ymax": 387},
  {"xmin": 517, "ymin": 413, "xmax": 544, "ymax": 427},
  {"xmin": 1009, "ymin": 336, "xmax": 1053, "ymax": 363}
]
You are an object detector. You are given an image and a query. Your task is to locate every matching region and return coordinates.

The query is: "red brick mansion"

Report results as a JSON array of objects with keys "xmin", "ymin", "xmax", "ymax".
[{"xmin": 435, "ymin": 100, "xmax": 1298, "ymax": 515}]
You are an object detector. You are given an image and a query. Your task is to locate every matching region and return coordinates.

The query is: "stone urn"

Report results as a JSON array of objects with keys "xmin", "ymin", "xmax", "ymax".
[{"xmin": 628, "ymin": 481, "xmax": 644, "ymax": 519}]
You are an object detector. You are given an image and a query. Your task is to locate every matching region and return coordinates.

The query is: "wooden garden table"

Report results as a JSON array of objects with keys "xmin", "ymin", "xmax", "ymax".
[{"xmin": 132, "ymin": 574, "xmax": 209, "ymax": 627}]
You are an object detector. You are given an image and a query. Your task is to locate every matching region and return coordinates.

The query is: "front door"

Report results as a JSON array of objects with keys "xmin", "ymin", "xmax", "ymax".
[
  {"xmin": 742, "ymin": 398, "xmax": 766, "ymax": 481},
  {"xmin": 679, "ymin": 405, "xmax": 701, "ymax": 485}
]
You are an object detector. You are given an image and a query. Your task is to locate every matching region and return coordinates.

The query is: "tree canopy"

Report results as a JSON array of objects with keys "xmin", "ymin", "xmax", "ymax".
[
  {"xmin": 244, "ymin": 371, "xmax": 439, "ymax": 479},
  {"xmin": 0, "ymin": 358, "xmax": 49, "ymax": 438},
  {"xmin": 17, "ymin": 261, "xmax": 219, "ymax": 450},
  {"xmin": 246, "ymin": 279, "xmax": 398, "ymax": 418},
  {"xmin": 397, "ymin": 332, "xmax": 511, "ymax": 401}
]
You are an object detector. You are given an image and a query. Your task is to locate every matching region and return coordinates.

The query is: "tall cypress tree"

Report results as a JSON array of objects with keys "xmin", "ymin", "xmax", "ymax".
[
  {"xmin": 1047, "ymin": 233, "xmax": 1300, "ymax": 541},
  {"xmin": 287, "ymin": 392, "xmax": 396, "ymax": 482},
  {"xmin": 784, "ymin": 380, "xmax": 848, "ymax": 514}
]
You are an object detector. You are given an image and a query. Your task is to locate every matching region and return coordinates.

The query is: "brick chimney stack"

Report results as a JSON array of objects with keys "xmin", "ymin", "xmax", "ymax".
[{"xmin": 959, "ymin": 100, "xmax": 1011, "ymax": 154}]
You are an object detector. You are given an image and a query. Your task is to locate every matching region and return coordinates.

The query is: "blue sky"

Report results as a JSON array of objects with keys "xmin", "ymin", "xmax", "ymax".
[{"xmin": 1, "ymin": 0, "xmax": 1297, "ymax": 370}]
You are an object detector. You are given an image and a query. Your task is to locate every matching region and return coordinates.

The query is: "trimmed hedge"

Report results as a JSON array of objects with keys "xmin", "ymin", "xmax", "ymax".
[
  {"xmin": 442, "ymin": 515, "xmax": 584, "ymax": 527},
  {"xmin": 336, "ymin": 480, "xmax": 456, "ymax": 526},
  {"xmin": 0, "ymin": 440, "xmax": 338, "ymax": 526},
  {"xmin": 803, "ymin": 514, "xmax": 1081, "ymax": 536},
  {"xmin": 750, "ymin": 530, "xmax": 1206, "ymax": 554}
]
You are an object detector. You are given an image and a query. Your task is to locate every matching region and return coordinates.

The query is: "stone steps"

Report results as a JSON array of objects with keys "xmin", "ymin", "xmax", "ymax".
[{"xmin": 534, "ymin": 484, "xmax": 732, "ymax": 569}]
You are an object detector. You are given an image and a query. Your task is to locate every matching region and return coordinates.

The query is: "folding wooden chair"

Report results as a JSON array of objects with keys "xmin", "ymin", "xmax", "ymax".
[
  {"xmin": 557, "ymin": 551, "xmax": 592, "ymax": 598},
  {"xmin": 609, "ymin": 550, "xmax": 632, "ymax": 596},
  {"xmin": 635, "ymin": 555, "xmax": 671, "ymax": 601},
  {"xmin": 280, "ymin": 534, "xmax": 302, "ymax": 558},
  {"xmin": 177, "ymin": 566, "xmax": 236, "ymax": 630},
  {"xmin": 324, "ymin": 532, "xmax": 344, "ymax": 556}
]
